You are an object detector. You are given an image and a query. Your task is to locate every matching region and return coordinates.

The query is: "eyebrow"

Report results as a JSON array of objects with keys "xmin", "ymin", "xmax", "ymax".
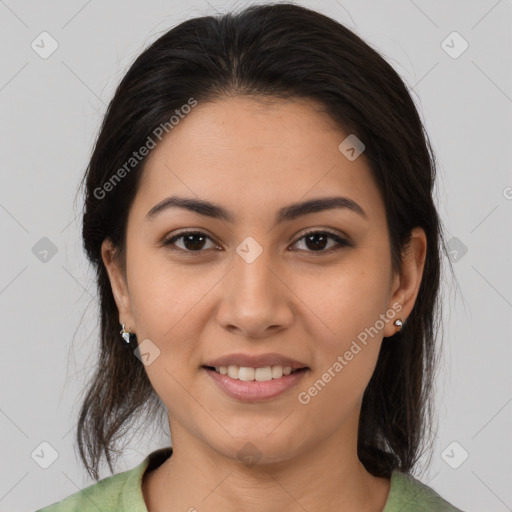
[{"xmin": 146, "ymin": 195, "xmax": 368, "ymax": 224}]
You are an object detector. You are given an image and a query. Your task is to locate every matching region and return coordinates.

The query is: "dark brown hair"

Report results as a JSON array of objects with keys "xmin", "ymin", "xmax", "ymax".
[{"xmin": 76, "ymin": 2, "xmax": 454, "ymax": 480}]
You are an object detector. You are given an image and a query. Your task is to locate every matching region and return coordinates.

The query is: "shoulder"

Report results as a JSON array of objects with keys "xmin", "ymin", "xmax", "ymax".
[
  {"xmin": 35, "ymin": 447, "xmax": 173, "ymax": 512},
  {"xmin": 35, "ymin": 463, "xmax": 146, "ymax": 512},
  {"xmin": 384, "ymin": 470, "xmax": 466, "ymax": 512}
]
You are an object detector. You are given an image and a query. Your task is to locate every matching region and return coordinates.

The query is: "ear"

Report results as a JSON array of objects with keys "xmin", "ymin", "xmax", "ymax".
[
  {"xmin": 101, "ymin": 238, "xmax": 136, "ymax": 332},
  {"xmin": 383, "ymin": 227, "xmax": 427, "ymax": 337}
]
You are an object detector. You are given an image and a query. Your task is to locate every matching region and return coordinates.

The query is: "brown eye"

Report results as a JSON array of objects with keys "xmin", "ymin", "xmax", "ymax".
[
  {"xmin": 163, "ymin": 231, "xmax": 219, "ymax": 252},
  {"xmin": 163, "ymin": 229, "xmax": 351, "ymax": 255},
  {"xmin": 291, "ymin": 230, "xmax": 351, "ymax": 253}
]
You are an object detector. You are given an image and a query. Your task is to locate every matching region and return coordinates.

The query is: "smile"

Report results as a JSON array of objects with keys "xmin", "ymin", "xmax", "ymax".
[
  {"xmin": 203, "ymin": 365, "xmax": 309, "ymax": 402},
  {"xmin": 205, "ymin": 364, "xmax": 303, "ymax": 381}
]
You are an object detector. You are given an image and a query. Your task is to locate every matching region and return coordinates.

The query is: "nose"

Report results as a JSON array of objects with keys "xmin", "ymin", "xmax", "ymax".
[{"xmin": 216, "ymin": 246, "xmax": 294, "ymax": 338}]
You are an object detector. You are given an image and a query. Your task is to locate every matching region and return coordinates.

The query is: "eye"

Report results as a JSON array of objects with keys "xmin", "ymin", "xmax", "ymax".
[
  {"xmin": 291, "ymin": 230, "xmax": 351, "ymax": 254},
  {"xmin": 162, "ymin": 230, "xmax": 220, "ymax": 253},
  {"xmin": 162, "ymin": 229, "xmax": 351, "ymax": 255}
]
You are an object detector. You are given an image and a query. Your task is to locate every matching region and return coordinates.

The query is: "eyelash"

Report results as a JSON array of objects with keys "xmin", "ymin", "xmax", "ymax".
[{"xmin": 162, "ymin": 229, "xmax": 351, "ymax": 255}]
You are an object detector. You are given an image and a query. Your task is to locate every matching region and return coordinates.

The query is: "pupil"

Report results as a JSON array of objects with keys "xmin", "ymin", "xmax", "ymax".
[
  {"xmin": 305, "ymin": 233, "xmax": 327, "ymax": 251},
  {"xmin": 182, "ymin": 233, "xmax": 329, "ymax": 251},
  {"xmin": 184, "ymin": 233, "xmax": 205, "ymax": 251}
]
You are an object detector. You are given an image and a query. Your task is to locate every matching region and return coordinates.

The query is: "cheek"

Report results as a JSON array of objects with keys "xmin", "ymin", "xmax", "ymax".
[
  {"xmin": 293, "ymin": 268, "xmax": 388, "ymax": 418},
  {"xmin": 296, "ymin": 258, "xmax": 390, "ymax": 344},
  {"xmin": 125, "ymin": 249, "xmax": 220, "ymax": 397},
  {"xmin": 293, "ymin": 256, "xmax": 391, "ymax": 404},
  {"xmin": 126, "ymin": 244, "xmax": 213, "ymax": 337},
  {"xmin": 125, "ymin": 254, "xmax": 207, "ymax": 411}
]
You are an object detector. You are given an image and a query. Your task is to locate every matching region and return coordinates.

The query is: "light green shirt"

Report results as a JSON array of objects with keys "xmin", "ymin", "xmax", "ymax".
[{"xmin": 36, "ymin": 447, "xmax": 464, "ymax": 511}]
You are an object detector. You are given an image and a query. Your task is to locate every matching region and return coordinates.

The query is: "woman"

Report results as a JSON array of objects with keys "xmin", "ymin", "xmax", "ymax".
[{"xmin": 37, "ymin": 2, "xmax": 464, "ymax": 511}]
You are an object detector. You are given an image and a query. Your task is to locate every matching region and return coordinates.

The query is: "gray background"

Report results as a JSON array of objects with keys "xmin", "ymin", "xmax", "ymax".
[{"xmin": 1, "ymin": 0, "xmax": 511, "ymax": 511}]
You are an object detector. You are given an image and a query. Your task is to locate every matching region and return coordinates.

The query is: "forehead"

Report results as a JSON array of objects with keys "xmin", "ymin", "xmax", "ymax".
[{"xmin": 132, "ymin": 96, "xmax": 384, "ymax": 224}]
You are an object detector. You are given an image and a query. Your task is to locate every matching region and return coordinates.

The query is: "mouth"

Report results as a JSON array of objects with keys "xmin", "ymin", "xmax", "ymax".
[
  {"xmin": 201, "ymin": 364, "xmax": 309, "ymax": 402},
  {"xmin": 202, "ymin": 365, "xmax": 309, "ymax": 381}
]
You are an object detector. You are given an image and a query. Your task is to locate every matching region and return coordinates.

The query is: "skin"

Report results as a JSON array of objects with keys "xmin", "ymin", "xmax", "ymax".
[{"xmin": 102, "ymin": 96, "xmax": 427, "ymax": 512}]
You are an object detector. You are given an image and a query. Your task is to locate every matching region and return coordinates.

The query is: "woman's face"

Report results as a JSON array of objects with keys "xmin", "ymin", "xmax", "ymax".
[{"xmin": 103, "ymin": 96, "xmax": 425, "ymax": 464}]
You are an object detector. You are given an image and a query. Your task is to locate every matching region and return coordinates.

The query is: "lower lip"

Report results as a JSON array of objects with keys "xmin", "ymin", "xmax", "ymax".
[{"xmin": 203, "ymin": 367, "xmax": 309, "ymax": 402}]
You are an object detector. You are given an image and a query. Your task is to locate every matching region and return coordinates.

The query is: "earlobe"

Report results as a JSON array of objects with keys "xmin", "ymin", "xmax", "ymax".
[
  {"xmin": 384, "ymin": 227, "xmax": 427, "ymax": 338},
  {"xmin": 101, "ymin": 238, "xmax": 135, "ymax": 328}
]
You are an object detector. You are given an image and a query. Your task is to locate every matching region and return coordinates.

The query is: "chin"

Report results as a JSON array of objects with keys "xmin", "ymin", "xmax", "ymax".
[{"xmin": 210, "ymin": 431, "xmax": 304, "ymax": 467}]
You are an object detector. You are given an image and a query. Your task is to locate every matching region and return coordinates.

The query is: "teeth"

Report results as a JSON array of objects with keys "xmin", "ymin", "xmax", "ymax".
[{"xmin": 212, "ymin": 365, "xmax": 297, "ymax": 381}]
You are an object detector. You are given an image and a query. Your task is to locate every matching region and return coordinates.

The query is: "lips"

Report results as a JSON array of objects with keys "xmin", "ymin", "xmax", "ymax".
[
  {"xmin": 204, "ymin": 365, "xmax": 309, "ymax": 402},
  {"xmin": 202, "ymin": 352, "xmax": 309, "ymax": 370}
]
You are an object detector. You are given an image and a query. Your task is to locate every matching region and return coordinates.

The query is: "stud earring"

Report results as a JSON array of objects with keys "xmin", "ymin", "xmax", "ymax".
[
  {"xmin": 120, "ymin": 324, "xmax": 136, "ymax": 345},
  {"xmin": 393, "ymin": 318, "xmax": 403, "ymax": 330}
]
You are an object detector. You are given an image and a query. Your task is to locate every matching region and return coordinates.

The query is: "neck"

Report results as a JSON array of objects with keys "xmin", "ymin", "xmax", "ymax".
[{"xmin": 142, "ymin": 413, "xmax": 390, "ymax": 512}]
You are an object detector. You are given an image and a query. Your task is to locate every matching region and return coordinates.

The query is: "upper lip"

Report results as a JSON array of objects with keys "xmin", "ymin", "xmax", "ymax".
[{"xmin": 203, "ymin": 352, "xmax": 309, "ymax": 369}]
